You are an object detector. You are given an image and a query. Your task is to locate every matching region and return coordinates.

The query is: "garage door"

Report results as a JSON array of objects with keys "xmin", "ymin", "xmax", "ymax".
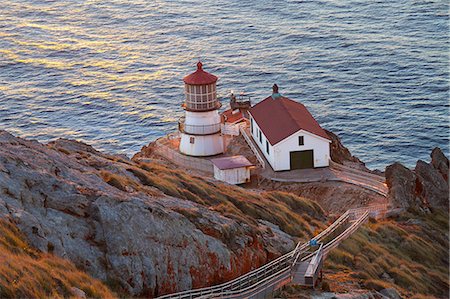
[{"xmin": 290, "ymin": 150, "xmax": 314, "ymax": 170}]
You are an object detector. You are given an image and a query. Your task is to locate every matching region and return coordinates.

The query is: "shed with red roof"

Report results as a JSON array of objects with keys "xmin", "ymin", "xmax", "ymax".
[
  {"xmin": 248, "ymin": 85, "xmax": 331, "ymax": 171},
  {"xmin": 211, "ymin": 155, "xmax": 254, "ymax": 184}
]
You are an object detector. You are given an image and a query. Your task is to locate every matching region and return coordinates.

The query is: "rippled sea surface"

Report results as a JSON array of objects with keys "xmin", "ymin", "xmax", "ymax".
[{"xmin": 0, "ymin": 0, "xmax": 448, "ymax": 169}]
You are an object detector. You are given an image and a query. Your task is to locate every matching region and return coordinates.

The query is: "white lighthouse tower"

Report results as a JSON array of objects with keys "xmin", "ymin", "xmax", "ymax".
[{"xmin": 179, "ymin": 62, "xmax": 224, "ymax": 156}]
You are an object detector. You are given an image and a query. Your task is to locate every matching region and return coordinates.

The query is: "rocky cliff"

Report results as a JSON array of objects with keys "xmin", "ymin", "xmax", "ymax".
[
  {"xmin": 0, "ymin": 130, "xmax": 324, "ymax": 297},
  {"xmin": 385, "ymin": 147, "xmax": 449, "ymax": 210},
  {"xmin": 325, "ymin": 129, "xmax": 370, "ymax": 172}
]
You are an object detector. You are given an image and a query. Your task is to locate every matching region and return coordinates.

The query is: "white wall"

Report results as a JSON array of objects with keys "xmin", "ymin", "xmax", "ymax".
[
  {"xmin": 249, "ymin": 114, "xmax": 330, "ymax": 171},
  {"xmin": 180, "ymin": 133, "xmax": 224, "ymax": 156},
  {"xmin": 214, "ymin": 166, "xmax": 251, "ymax": 184},
  {"xmin": 273, "ymin": 130, "xmax": 330, "ymax": 171},
  {"xmin": 249, "ymin": 114, "xmax": 275, "ymax": 169}
]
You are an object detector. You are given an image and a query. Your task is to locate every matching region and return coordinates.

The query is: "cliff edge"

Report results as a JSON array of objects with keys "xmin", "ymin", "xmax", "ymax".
[{"xmin": 0, "ymin": 130, "xmax": 324, "ymax": 297}]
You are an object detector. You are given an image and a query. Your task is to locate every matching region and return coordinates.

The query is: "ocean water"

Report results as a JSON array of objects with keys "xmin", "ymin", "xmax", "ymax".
[{"xmin": 0, "ymin": 0, "xmax": 448, "ymax": 170}]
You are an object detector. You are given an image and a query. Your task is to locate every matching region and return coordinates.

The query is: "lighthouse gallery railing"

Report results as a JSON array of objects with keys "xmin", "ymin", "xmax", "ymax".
[{"xmin": 178, "ymin": 117, "xmax": 221, "ymax": 135}]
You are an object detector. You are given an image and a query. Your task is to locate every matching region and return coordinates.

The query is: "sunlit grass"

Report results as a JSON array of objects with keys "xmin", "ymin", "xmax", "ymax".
[
  {"xmin": 96, "ymin": 159, "xmax": 326, "ymax": 239},
  {"xmin": 325, "ymin": 210, "xmax": 449, "ymax": 298},
  {"xmin": 0, "ymin": 220, "xmax": 115, "ymax": 298}
]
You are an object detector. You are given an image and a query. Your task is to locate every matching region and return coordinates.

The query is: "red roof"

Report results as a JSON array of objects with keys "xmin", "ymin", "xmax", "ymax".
[
  {"xmin": 249, "ymin": 96, "xmax": 330, "ymax": 145},
  {"xmin": 222, "ymin": 109, "xmax": 245, "ymax": 124},
  {"xmin": 211, "ymin": 155, "xmax": 253, "ymax": 170},
  {"xmin": 183, "ymin": 62, "xmax": 218, "ymax": 85}
]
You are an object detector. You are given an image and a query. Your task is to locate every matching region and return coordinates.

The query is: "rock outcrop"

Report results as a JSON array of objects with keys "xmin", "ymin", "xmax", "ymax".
[
  {"xmin": 431, "ymin": 147, "xmax": 449, "ymax": 182},
  {"xmin": 385, "ymin": 147, "xmax": 449, "ymax": 209},
  {"xmin": 325, "ymin": 130, "xmax": 370, "ymax": 172},
  {"xmin": 0, "ymin": 131, "xmax": 301, "ymax": 297}
]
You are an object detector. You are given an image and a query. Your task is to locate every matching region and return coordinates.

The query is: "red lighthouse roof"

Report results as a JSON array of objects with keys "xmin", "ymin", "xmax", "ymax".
[{"xmin": 183, "ymin": 62, "xmax": 218, "ymax": 85}]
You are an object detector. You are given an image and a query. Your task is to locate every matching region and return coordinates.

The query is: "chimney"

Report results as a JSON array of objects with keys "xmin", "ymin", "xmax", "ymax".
[{"xmin": 272, "ymin": 84, "xmax": 281, "ymax": 99}]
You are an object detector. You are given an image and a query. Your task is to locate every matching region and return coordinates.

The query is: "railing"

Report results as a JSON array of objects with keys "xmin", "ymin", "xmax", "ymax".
[
  {"xmin": 178, "ymin": 117, "xmax": 221, "ymax": 135},
  {"xmin": 329, "ymin": 160, "xmax": 385, "ymax": 184},
  {"xmin": 323, "ymin": 211, "xmax": 369, "ymax": 255},
  {"xmin": 157, "ymin": 249, "xmax": 296, "ymax": 299},
  {"xmin": 156, "ymin": 206, "xmax": 361, "ymax": 299},
  {"xmin": 347, "ymin": 203, "xmax": 388, "ymax": 220},
  {"xmin": 304, "ymin": 244, "xmax": 323, "ymax": 286},
  {"xmin": 239, "ymin": 125, "xmax": 266, "ymax": 169},
  {"xmin": 153, "ymin": 134, "xmax": 214, "ymax": 174},
  {"xmin": 328, "ymin": 160, "xmax": 388, "ymax": 196},
  {"xmin": 291, "ymin": 211, "xmax": 349, "ymax": 268},
  {"xmin": 156, "ymin": 204, "xmax": 388, "ymax": 299}
]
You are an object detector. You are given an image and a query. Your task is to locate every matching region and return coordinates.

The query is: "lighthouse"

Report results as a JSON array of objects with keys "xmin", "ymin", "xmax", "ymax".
[{"xmin": 179, "ymin": 62, "xmax": 224, "ymax": 156}]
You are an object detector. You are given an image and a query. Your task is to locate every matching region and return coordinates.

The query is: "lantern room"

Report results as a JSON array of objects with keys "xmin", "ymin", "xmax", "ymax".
[{"xmin": 182, "ymin": 62, "xmax": 221, "ymax": 111}]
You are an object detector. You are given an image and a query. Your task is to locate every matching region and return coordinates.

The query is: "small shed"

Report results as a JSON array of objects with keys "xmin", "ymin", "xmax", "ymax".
[{"xmin": 211, "ymin": 155, "xmax": 254, "ymax": 184}]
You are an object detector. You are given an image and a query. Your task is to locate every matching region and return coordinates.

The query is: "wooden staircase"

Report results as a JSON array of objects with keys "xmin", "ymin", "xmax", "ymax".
[{"xmin": 291, "ymin": 261, "xmax": 309, "ymax": 285}]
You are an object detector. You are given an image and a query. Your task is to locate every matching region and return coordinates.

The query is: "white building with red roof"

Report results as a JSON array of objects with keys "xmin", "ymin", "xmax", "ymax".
[{"xmin": 248, "ymin": 85, "xmax": 331, "ymax": 171}]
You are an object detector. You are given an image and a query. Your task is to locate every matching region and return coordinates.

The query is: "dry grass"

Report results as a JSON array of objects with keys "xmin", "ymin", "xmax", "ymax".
[
  {"xmin": 325, "ymin": 209, "xmax": 449, "ymax": 298},
  {"xmin": 122, "ymin": 161, "xmax": 325, "ymax": 238},
  {"xmin": 0, "ymin": 219, "xmax": 115, "ymax": 298}
]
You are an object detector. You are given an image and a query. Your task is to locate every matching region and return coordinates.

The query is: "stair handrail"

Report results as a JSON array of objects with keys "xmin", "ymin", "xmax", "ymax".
[
  {"xmin": 239, "ymin": 125, "xmax": 265, "ymax": 169},
  {"xmin": 323, "ymin": 211, "xmax": 369, "ymax": 254},
  {"xmin": 157, "ymin": 205, "xmax": 387, "ymax": 299},
  {"xmin": 328, "ymin": 160, "xmax": 386, "ymax": 183},
  {"xmin": 304, "ymin": 243, "xmax": 323, "ymax": 278}
]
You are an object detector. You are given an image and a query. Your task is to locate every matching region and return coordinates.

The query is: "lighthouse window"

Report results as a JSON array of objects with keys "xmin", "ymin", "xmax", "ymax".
[
  {"xmin": 266, "ymin": 140, "xmax": 269, "ymax": 154},
  {"xmin": 250, "ymin": 118, "xmax": 254, "ymax": 133},
  {"xmin": 259, "ymin": 129, "xmax": 262, "ymax": 143},
  {"xmin": 190, "ymin": 137, "xmax": 195, "ymax": 144},
  {"xmin": 202, "ymin": 85, "xmax": 207, "ymax": 93}
]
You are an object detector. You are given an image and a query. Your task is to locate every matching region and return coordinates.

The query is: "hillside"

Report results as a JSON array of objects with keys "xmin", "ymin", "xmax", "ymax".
[
  {"xmin": 325, "ymin": 209, "xmax": 449, "ymax": 298},
  {"xmin": 0, "ymin": 219, "xmax": 115, "ymax": 298},
  {"xmin": 1, "ymin": 129, "xmax": 448, "ymax": 298},
  {"xmin": 0, "ymin": 130, "xmax": 325, "ymax": 297},
  {"xmin": 277, "ymin": 148, "xmax": 449, "ymax": 299}
]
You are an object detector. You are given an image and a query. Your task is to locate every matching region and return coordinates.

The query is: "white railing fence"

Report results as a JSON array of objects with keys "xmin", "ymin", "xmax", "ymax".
[
  {"xmin": 153, "ymin": 134, "xmax": 214, "ymax": 174},
  {"xmin": 239, "ymin": 125, "xmax": 266, "ymax": 169},
  {"xmin": 329, "ymin": 160, "xmax": 386, "ymax": 184}
]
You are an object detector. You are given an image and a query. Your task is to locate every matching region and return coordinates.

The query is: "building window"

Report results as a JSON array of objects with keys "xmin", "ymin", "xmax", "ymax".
[
  {"xmin": 250, "ymin": 118, "xmax": 254, "ymax": 134},
  {"xmin": 259, "ymin": 130, "xmax": 262, "ymax": 143},
  {"xmin": 190, "ymin": 137, "xmax": 195, "ymax": 144},
  {"xmin": 298, "ymin": 136, "xmax": 304, "ymax": 146},
  {"xmin": 266, "ymin": 140, "xmax": 269, "ymax": 154}
]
